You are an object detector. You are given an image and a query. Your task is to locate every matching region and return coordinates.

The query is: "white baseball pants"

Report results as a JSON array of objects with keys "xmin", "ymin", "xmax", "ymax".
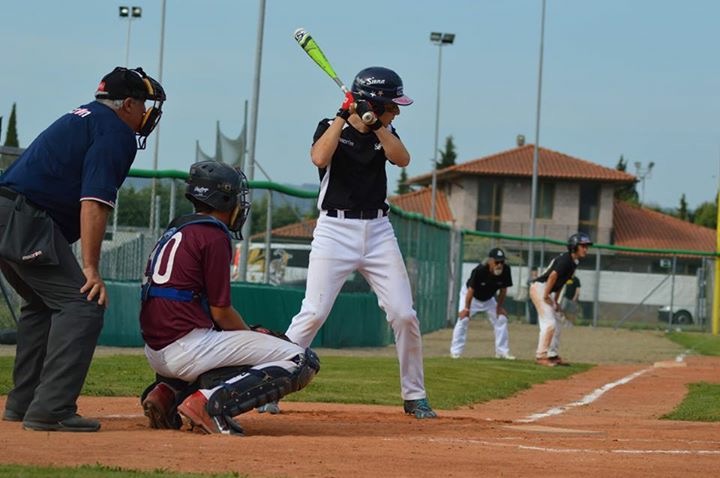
[
  {"xmin": 529, "ymin": 282, "xmax": 562, "ymax": 359},
  {"xmin": 285, "ymin": 214, "xmax": 427, "ymax": 401},
  {"xmin": 145, "ymin": 328, "xmax": 305, "ymax": 384},
  {"xmin": 449, "ymin": 285, "xmax": 511, "ymax": 358}
]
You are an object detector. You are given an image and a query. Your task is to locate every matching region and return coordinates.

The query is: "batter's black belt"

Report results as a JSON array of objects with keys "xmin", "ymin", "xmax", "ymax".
[{"xmin": 325, "ymin": 209, "xmax": 388, "ymax": 220}]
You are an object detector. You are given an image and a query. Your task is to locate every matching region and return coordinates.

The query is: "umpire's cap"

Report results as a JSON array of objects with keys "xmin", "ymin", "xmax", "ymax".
[
  {"xmin": 95, "ymin": 66, "xmax": 166, "ymax": 102},
  {"xmin": 488, "ymin": 248, "xmax": 506, "ymax": 262}
]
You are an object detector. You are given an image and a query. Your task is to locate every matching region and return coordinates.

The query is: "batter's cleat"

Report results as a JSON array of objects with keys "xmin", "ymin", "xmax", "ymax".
[
  {"xmin": 2, "ymin": 409, "xmax": 24, "ymax": 422},
  {"xmin": 178, "ymin": 391, "xmax": 241, "ymax": 435},
  {"xmin": 495, "ymin": 354, "xmax": 516, "ymax": 360},
  {"xmin": 535, "ymin": 357, "xmax": 557, "ymax": 367},
  {"xmin": 257, "ymin": 401, "xmax": 281, "ymax": 414},
  {"xmin": 450, "ymin": 353, "xmax": 461, "ymax": 359},
  {"xmin": 142, "ymin": 382, "xmax": 182, "ymax": 429},
  {"xmin": 549, "ymin": 356, "xmax": 570, "ymax": 366},
  {"xmin": 403, "ymin": 398, "xmax": 437, "ymax": 419}
]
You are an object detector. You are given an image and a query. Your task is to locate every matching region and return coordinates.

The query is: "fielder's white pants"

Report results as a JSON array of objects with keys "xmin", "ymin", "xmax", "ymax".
[
  {"xmin": 285, "ymin": 214, "xmax": 427, "ymax": 401},
  {"xmin": 449, "ymin": 285, "xmax": 511, "ymax": 358},
  {"xmin": 529, "ymin": 282, "xmax": 562, "ymax": 359},
  {"xmin": 145, "ymin": 328, "xmax": 305, "ymax": 389}
]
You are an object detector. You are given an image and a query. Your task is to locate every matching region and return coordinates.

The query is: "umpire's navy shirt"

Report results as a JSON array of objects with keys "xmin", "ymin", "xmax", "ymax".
[{"xmin": 0, "ymin": 101, "xmax": 137, "ymax": 243}]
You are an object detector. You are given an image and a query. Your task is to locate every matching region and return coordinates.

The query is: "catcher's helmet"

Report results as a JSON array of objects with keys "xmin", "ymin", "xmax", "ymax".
[
  {"xmin": 186, "ymin": 161, "xmax": 251, "ymax": 238},
  {"xmin": 567, "ymin": 232, "xmax": 593, "ymax": 252},
  {"xmin": 351, "ymin": 66, "xmax": 413, "ymax": 106}
]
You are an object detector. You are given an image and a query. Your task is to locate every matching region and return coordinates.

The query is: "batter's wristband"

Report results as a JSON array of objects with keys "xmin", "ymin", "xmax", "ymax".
[
  {"xmin": 336, "ymin": 108, "xmax": 350, "ymax": 120},
  {"xmin": 369, "ymin": 119, "xmax": 383, "ymax": 130}
]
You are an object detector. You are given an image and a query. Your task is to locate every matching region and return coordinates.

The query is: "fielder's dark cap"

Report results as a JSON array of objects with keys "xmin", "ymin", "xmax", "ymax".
[
  {"xmin": 488, "ymin": 248, "xmax": 506, "ymax": 261},
  {"xmin": 95, "ymin": 66, "xmax": 165, "ymax": 101}
]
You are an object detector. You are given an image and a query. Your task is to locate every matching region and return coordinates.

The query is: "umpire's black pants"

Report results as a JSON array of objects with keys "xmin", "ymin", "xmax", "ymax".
[{"xmin": 0, "ymin": 194, "xmax": 104, "ymax": 423}]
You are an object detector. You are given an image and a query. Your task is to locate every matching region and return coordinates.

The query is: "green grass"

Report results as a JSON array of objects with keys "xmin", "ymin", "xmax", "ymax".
[
  {"xmin": 660, "ymin": 332, "xmax": 720, "ymax": 422},
  {"xmin": 666, "ymin": 331, "xmax": 720, "ymax": 356},
  {"xmin": 0, "ymin": 464, "xmax": 243, "ymax": 477},
  {"xmin": 0, "ymin": 355, "xmax": 589, "ymax": 410},
  {"xmin": 662, "ymin": 382, "xmax": 720, "ymax": 421}
]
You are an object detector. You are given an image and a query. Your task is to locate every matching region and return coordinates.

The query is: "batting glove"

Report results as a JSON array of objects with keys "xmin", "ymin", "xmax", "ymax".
[
  {"xmin": 355, "ymin": 100, "xmax": 383, "ymax": 130},
  {"xmin": 336, "ymin": 91, "xmax": 354, "ymax": 120}
]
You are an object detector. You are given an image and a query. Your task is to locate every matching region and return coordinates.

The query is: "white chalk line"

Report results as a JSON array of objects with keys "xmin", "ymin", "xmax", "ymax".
[
  {"xmin": 395, "ymin": 437, "xmax": 720, "ymax": 456},
  {"xmin": 516, "ymin": 352, "xmax": 689, "ymax": 423},
  {"xmin": 516, "ymin": 367, "xmax": 650, "ymax": 423}
]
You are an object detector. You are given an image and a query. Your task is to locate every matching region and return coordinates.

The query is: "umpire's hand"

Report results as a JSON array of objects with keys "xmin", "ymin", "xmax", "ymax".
[{"xmin": 81, "ymin": 266, "xmax": 108, "ymax": 307}]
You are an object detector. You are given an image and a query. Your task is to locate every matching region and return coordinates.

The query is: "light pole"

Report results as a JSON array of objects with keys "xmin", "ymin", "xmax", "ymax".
[
  {"xmin": 633, "ymin": 161, "xmax": 654, "ymax": 206},
  {"xmin": 526, "ymin": 0, "xmax": 547, "ymax": 323},
  {"xmin": 118, "ymin": 6, "xmax": 142, "ymax": 67},
  {"xmin": 429, "ymin": 31, "xmax": 455, "ymax": 221}
]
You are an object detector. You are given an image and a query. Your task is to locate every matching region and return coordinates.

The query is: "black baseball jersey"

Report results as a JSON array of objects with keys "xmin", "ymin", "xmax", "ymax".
[
  {"xmin": 563, "ymin": 275, "xmax": 581, "ymax": 299},
  {"xmin": 313, "ymin": 118, "xmax": 399, "ymax": 211},
  {"xmin": 534, "ymin": 252, "xmax": 578, "ymax": 293},
  {"xmin": 466, "ymin": 263, "xmax": 513, "ymax": 301}
]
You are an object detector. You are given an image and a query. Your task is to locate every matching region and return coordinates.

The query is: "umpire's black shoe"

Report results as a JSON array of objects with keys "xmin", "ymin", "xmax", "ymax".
[
  {"xmin": 2, "ymin": 408, "xmax": 24, "ymax": 422},
  {"xmin": 23, "ymin": 414, "xmax": 101, "ymax": 432}
]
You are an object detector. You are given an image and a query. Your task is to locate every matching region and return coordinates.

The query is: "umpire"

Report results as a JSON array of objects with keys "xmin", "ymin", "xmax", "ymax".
[{"xmin": 0, "ymin": 67, "xmax": 165, "ymax": 432}]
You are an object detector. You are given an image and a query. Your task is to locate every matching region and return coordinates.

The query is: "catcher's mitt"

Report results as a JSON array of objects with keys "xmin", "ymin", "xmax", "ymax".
[{"xmin": 250, "ymin": 324, "xmax": 291, "ymax": 342}]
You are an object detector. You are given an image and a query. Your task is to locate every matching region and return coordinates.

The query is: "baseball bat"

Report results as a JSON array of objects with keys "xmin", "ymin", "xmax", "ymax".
[{"xmin": 293, "ymin": 27, "xmax": 348, "ymax": 93}]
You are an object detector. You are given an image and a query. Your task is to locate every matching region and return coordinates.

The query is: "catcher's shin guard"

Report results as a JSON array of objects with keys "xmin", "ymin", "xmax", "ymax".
[{"xmin": 206, "ymin": 348, "xmax": 320, "ymax": 418}]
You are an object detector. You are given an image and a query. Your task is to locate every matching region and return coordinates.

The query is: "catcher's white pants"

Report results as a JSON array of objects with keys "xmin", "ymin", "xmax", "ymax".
[
  {"xmin": 145, "ymin": 328, "xmax": 305, "ymax": 384},
  {"xmin": 285, "ymin": 214, "xmax": 427, "ymax": 401},
  {"xmin": 529, "ymin": 282, "xmax": 562, "ymax": 358},
  {"xmin": 449, "ymin": 285, "xmax": 511, "ymax": 358}
]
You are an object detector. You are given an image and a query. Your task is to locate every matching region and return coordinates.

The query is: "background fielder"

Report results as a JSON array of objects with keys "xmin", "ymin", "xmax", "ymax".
[
  {"xmin": 530, "ymin": 233, "xmax": 592, "ymax": 367},
  {"xmin": 450, "ymin": 247, "xmax": 515, "ymax": 360}
]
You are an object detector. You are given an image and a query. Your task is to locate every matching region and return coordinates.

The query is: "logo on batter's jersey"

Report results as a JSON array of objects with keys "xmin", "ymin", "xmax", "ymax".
[
  {"xmin": 374, "ymin": 143, "xmax": 383, "ymax": 150},
  {"xmin": 339, "ymin": 138, "xmax": 355, "ymax": 147}
]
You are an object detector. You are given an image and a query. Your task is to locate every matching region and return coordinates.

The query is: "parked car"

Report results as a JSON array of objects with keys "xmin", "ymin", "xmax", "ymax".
[{"xmin": 657, "ymin": 306, "xmax": 694, "ymax": 325}]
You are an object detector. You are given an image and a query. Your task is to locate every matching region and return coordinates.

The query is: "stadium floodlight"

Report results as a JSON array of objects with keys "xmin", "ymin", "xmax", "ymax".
[{"xmin": 118, "ymin": 6, "xmax": 142, "ymax": 66}]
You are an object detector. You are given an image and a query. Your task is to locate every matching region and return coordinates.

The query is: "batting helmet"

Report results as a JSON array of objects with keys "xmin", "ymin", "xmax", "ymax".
[
  {"xmin": 567, "ymin": 232, "xmax": 593, "ymax": 252},
  {"xmin": 351, "ymin": 66, "xmax": 413, "ymax": 106},
  {"xmin": 186, "ymin": 161, "xmax": 251, "ymax": 238}
]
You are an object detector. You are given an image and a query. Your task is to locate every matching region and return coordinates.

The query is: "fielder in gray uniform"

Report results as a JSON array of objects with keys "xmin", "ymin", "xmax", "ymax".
[
  {"xmin": 262, "ymin": 66, "xmax": 436, "ymax": 419},
  {"xmin": 450, "ymin": 248, "xmax": 515, "ymax": 360}
]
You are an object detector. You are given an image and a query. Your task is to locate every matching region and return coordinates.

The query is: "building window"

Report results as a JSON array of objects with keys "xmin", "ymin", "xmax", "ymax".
[
  {"xmin": 535, "ymin": 182, "xmax": 555, "ymax": 219},
  {"xmin": 578, "ymin": 183, "xmax": 600, "ymax": 239},
  {"xmin": 476, "ymin": 178, "xmax": 502, "ymax": 232}
]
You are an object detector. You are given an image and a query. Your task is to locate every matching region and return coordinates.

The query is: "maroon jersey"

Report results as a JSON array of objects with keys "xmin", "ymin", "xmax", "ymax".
[{"xmin": 140, "ymin": 223, "xmax": 232, "ymax": 350}]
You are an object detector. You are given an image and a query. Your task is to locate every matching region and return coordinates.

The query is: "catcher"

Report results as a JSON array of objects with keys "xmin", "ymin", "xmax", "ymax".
[{"xmin": 139, "ymin": 160, "xmax": 319, "ymax": 435}]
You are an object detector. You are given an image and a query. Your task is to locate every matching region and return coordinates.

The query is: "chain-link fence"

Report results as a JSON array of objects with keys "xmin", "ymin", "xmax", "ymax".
[
  {"xmin": 0, "ymin": 151, "xmax": 716, "ymax": 343},
  {"xmin": 458, "ymin": 230, "xmax": 715, "ymax": 332}
]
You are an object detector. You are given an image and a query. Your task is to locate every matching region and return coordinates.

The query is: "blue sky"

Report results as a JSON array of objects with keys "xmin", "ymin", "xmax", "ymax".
[{"xmin": 1, "ymin": 0, "xmax": 718, "ymax": 210}]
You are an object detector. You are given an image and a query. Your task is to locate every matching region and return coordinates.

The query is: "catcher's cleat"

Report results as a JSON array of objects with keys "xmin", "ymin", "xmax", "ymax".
[
  {"xmin": 535, "ymin": 357, "xmax": 557, "ymax": 367},
  {"xmin": 178, "ymin": 391, "xmax": 242, "ymax": 436},
  {"xmin": 403, "ymin": 398, "xmax": 437, "ymax": 419},
  {"xmin": 257, "ymin": 401, "xmax": 281, "ymax": 415},
  {"xmin": 142, "ymin": 382, "xmax": 182, "ymax": 429},
  {"xmin": 495, "ymin": 354, "xmax": 516, "ymax": 360}
]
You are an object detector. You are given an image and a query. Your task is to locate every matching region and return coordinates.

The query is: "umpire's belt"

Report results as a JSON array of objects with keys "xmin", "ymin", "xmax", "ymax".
[
  {"xmin": 0, "ymin": 187, "xmax": 19, "ymax": 201},
  {"xmin": 325, "ymin": 209, "xmax": 387, "ymax": 220}
]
